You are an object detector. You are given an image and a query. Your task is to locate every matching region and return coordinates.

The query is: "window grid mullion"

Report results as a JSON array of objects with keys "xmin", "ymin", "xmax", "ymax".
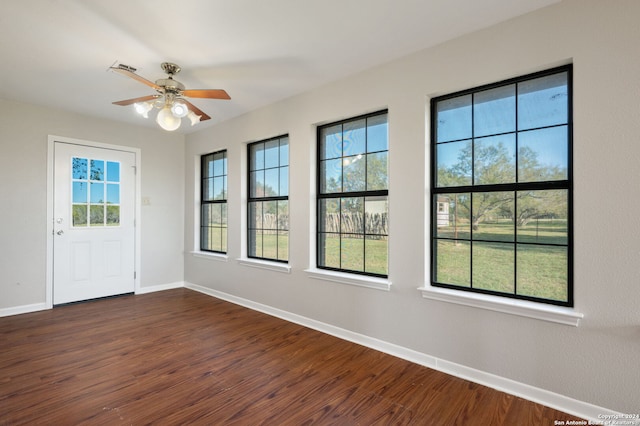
[
  {"xmin": 431, "ymin": 65, "xmax": 572, "ymax": 306},
  {"xmin": 317, "ymin": 110, "xmax": 388, "ymax": 278}
]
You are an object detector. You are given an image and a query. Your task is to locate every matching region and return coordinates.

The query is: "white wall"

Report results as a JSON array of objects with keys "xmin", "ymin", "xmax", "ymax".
[
  {"xmin": 0, "ymin": 100, "xmax": 185, "ymax": 309},
  {"xmin": 184, "ymin": 0, "xmax": 640, "ymax": 414}
]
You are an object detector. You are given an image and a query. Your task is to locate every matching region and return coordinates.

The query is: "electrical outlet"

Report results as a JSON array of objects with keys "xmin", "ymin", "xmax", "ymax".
[{"xmin": 142, "ymin": 196, "xmax": 151, "ymax": 206}]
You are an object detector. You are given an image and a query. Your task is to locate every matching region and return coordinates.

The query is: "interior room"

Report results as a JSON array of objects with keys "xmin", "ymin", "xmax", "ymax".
[{"xmin": 1, "ymin": 0, "xmax": 639, "ymax": 423}]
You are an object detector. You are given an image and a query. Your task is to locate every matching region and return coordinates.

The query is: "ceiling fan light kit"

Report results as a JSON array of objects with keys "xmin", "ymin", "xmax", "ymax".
[{"xmin": 110, "ymin": 62, "xmax": 230, "ymax": 131}]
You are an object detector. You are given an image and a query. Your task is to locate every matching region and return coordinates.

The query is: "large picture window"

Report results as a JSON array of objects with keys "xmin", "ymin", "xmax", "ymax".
[
  {"xmin": 317, "ymin": 111, "xmax": 389, "ymax": 277},
  {"xmin": 431, "ymin": 65, "xmax": 572, "ymax": 306},
  {"xmin": 248, "ymin": 136, "xmax": 289, "ymax": 262},
  {"xmin": 201, "ymin": 150, "xmax": 227, "ymax": 253}
]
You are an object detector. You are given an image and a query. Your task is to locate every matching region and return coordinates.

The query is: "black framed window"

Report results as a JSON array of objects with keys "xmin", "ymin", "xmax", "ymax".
[
  {"xmin": 431, "ymin": 65, "xmax": 573, "ymax": 306},
  {"xmin": 201, "ymin": 150, "xmax": 227, "ymax": 253},
  {"xmin": 317, "ymin": 110, "xmax": 389, "ymax": 277},
  {"xmin": 248, "ymin": 136, "xmax": 289, "ymax": 262}
]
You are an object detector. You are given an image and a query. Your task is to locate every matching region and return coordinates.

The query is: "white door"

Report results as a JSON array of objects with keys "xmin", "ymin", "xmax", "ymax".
[{"xmin": 53, "ymin": 142, "xmax": 136, "ymax": 305}]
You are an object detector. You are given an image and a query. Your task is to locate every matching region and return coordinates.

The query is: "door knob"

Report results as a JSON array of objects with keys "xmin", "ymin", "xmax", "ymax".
[{"xmin": 56, "ymin": 230, "xmax": 64, "ymax": 235}]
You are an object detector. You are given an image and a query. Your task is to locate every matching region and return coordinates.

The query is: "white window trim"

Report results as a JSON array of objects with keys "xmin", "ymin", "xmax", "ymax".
[
  {"xmin": 237, "ymin": 257, "xmax": 291, "ymax": 274},
  {"xmin": 305, "ymin": 268, "xmax": 391, "ymax": 291},
  {"xmin": 417, "ymin": 285, "xmax": 583, "ymax": 326},
  {"xmin": 191, "ymin": 251, "xmax": 228, "ymax": 262}
]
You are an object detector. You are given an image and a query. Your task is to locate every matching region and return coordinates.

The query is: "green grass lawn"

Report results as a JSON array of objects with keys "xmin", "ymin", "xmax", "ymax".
[
  {"xmin": 435, "ymin": 220, "xmax": 568, "ymax": 302},
  {"xmin": 205, "ymin": 219, "xmax": 566, "ymax": 301},
  {"xmin": 319, "ymin": 234, "xmax": 388, "ymax": 275}
]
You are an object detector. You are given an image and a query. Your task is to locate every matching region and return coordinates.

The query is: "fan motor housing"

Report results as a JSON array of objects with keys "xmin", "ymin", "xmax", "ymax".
[{"xmin": 155, "ymin": 78, "xmax": 185, "ymax": 92}]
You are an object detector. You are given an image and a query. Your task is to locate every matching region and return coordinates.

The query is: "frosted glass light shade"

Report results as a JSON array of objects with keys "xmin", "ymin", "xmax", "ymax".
[
  {"xmin": 156, "ymin": 106, "xmax": 181, "ymax": 131},
  {"xmin": 134, "ymin": 102, "xmax": 152, "ymax": 118},
  {"xmin": 187, "ymin": 110, "xmax": 202, "ymax": 126},
  {"xmin": 171, "ymin": 101, "xmax": 189, "ymax": 118}
]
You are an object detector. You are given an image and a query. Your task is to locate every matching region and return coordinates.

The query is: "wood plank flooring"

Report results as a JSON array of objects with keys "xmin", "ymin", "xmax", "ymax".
[{"xmin": 1, "ymin": 288, "xmax": 584, "ymax": 425}]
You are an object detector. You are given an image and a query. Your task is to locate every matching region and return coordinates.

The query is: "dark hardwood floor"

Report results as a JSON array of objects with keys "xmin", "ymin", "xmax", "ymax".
[{"xmin": 1, "ymin": 288, "xmax": 583, "ymax": 425}]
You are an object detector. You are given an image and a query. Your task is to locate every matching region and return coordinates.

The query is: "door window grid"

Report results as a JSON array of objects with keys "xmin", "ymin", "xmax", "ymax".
[{"xmin": 71, "ymin": 157, "xmax": 121, "ymax": 227}]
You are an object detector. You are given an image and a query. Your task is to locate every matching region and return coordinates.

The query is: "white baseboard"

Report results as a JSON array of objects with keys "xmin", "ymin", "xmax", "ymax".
[
  {"xmin": 0, "ymin": 302, "xmax": 48, "ymax": 317},
  {"xmin": 1, "ymin": 282, "xmax": 185, "ymax": 317},
  {"xmin": 136, "ymin": 281, "xmax": 185, "ymax": 295},
  {"xmin": 184, "ymin": 282, "xmax": 626, "ymax": 423}
]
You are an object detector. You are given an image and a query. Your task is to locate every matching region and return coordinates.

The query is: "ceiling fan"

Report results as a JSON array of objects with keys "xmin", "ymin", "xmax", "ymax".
[{"xmin": 110, "ymin": 62, "xmax": 230, "ymax": 131}]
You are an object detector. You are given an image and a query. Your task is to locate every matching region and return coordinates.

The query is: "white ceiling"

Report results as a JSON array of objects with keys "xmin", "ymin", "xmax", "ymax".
[{"xmin": 1, "ymin": 0, "xmax": 559, "ymax": 133}]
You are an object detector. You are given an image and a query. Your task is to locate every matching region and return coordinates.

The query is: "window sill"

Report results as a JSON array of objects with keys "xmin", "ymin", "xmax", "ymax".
[
  {"xmin": 237, "ymin": 258, "xmax": 291, "ymax": 274},
  {"xmin": 417, "ymin": 285, "xmax": 583, "ymax": 326},
  {"xmin": 305, "ymin": 268, "xmax": 391, "ymax": 291},
  {"xmin": 190, "ymin": 251, "xmax": 228, "ymax": 262}
]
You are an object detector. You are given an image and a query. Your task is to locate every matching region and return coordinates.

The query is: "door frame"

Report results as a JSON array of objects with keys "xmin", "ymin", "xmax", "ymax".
[{"xmin": 46, "ymin": 135, "xmax": 141, "ymax": 308}]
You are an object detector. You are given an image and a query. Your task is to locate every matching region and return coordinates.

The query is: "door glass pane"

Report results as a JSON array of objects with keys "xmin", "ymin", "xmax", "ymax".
[
  {"xmin": 90, "ymin": 205, "xmax": 104, "ymax": 226},
  {"xmin": 73, "ymin": 182, "xmax": 87, "ymax": 203},
  {"xmin": 90, "ymin": 160, "xmax": 105, "ymax": 181},
  {"xmin": 107, "ymin": 161, "xmax": 120, "ymax": 182},
  {"xmin": 106, "ymin": 205, "xmax": 120, "ymax": 226},
  {"xmin": 72, "ymin": 158, "xmax": 88, "ymax": 179},
  {"xmin": 90, "ymin": 183, "xmax": 104, "ymax": 203},
  {"xmin": 107, "ymin": 184, "xmax": 119, "ymax": 204},
  {"xmin": 73, "ymin": 205, "xmax": 88, "ymax": 227}
]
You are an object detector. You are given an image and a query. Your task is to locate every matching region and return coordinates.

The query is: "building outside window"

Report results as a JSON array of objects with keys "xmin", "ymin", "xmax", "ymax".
[
  {"xmin": 201, "ymin": 150, "xmax": 227, "ymax": 253},
  {"xmin": 430, "ymin": 65, "xmax": 572, "ymax": 306},
  {"xmin": 248, "ymin": 136, "xmax": 289, "ymax": 262},
  {"xmin": 317, "ymin": 110, "xmax": 389, "ymax": 277}
]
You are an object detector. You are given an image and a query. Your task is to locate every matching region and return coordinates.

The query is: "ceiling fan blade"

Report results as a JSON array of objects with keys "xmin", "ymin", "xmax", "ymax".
[
  {"xmin": 182, "ymin": 99, "xmax": 211, "ymax": 121},
  {"xmin": 182, "ymin": 89, "xmax": 231, "ymax": 100},
  {"xmin": 110, "ymin": 66, "xmax": 161, "ymax": 91},
  {"xmin": 112, "ymin": 95, "xmax": 160, "ymax": 106}
]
